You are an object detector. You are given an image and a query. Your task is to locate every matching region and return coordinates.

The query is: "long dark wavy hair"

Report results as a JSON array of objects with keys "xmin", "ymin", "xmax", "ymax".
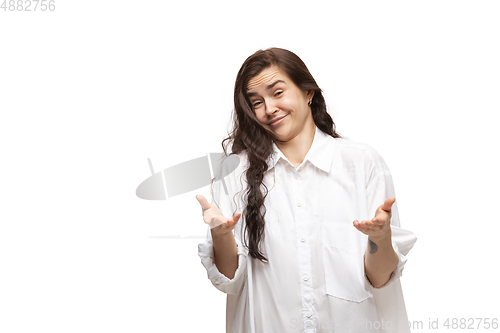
[{"xmin": 222, "ymin": 48, "xmax": 343, "ymax": 263}]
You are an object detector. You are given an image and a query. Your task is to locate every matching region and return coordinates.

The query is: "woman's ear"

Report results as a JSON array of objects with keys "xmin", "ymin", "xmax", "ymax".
[{"xmin": 307, "ymin": 89, "xmax": 315, "ymax": 100}]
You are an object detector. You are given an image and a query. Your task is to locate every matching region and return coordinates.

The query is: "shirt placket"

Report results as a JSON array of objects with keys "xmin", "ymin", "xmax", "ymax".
[{"xmin": 293, "ymin": 167, "xmax": 317, "ymax": 333}]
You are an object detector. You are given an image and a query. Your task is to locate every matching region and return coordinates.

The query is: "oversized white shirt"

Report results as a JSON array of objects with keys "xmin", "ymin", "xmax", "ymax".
[{"xmin": 198, "ymin": 126, "xmax": 417, "ymax": 333}]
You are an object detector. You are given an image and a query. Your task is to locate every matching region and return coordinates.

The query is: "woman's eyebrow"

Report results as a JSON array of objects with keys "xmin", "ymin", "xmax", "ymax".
[
  {"xmin": 266, "ymin": 79, "xmax": 285, "ymax": 90},
  {"xmin": 247, "ymin": 80, "xmax": 286, "ymax": 97}
]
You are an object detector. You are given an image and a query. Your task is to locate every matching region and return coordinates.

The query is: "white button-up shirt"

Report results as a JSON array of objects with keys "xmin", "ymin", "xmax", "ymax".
[{"xmin": 198, "ymin": 126, "xmax": 417, "ymax": 333}]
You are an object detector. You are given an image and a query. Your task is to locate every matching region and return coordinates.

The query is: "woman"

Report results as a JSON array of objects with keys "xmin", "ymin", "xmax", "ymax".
[{"xmin": 196, "ymin": 48, "xmax": 417, "ymax": 333}]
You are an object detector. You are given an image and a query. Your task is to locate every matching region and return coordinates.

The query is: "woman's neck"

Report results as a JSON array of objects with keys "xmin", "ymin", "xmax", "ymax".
[{"xmin": 274, "ymin": 118, "xmax": 316, "ymax": 167}]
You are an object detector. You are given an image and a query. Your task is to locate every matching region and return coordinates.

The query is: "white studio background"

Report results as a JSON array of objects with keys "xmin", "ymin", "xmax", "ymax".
[{"xmin": 0, "ymin": 1, "xmax": 498, "ymax": 332}]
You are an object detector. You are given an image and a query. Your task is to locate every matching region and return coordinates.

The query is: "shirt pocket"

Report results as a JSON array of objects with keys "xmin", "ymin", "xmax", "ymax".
[{"xmin": 321, "ymin": 222, "xmax": 373, "ymax": 303}]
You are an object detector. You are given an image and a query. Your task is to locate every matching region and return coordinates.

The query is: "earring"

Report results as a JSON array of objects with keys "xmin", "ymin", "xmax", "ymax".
[{"xmin": 308, "ymin": 99, "xmax": 313, "ymax": 106}]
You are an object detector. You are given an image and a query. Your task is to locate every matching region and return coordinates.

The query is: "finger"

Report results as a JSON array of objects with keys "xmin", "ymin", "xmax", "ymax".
[
  {"xmin": 354, "ymin": 220, "xmax": 371, "ymax": 228},
  {"xmin": 380, "ymin": 197, "xmax": 396, "ymax": 213},
  {"xmin": 353, "ymin": 220, "xmax": 371, "ymax": 234},
  {"xmin": 232, "ymin": 211, "xmax": 242, "ymax": 224},
  {"xmin": 224, "ymin": 213, "xmax": 240, "ymax": 228},
  {"xmin": 196, "ymin": 194, "xmax": 211, "ymax": 211},
  {"xmin": 355, "ymin": 219, "xmax": 380, "ymax": 229}
]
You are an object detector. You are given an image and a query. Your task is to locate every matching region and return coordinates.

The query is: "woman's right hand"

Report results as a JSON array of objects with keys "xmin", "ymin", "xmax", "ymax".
[{"xmin": 195, "ymin": 194, "xmax": 241, "ymax": 237}]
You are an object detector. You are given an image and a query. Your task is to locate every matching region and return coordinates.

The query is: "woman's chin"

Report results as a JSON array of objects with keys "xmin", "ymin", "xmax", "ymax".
[{"xmin": 269, "ymin": 128, "xmax": 293, "ymax": 143}]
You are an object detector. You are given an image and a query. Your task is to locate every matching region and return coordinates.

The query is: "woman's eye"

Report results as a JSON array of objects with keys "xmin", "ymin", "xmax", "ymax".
[
  {"xmin": 274, "ymin": 91, "xmax": 283, "ymax": 97},
  {"xmin": 252, "ymin": 101, "xmax": 262, "ymax": 108}
]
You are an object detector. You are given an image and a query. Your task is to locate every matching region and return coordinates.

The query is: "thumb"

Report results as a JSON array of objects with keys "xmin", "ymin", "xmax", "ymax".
[
  {"xmin": 195, "ymin": 194, "xmax": 211, "ymax": 211},
  {"xmin": 381, "ymin": 197, "xmax": 396, "ymax": 213}
]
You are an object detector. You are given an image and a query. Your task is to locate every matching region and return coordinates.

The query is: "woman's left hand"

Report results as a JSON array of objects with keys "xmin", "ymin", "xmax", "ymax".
[{"xmin": 353, "ymin": 197, "xmax": 395, "ymax": 241}]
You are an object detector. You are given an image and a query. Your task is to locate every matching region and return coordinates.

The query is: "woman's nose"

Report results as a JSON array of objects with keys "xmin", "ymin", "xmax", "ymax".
[{"xmin": 265, "ymin": 99, "xmax": 279, "ymax": 114}]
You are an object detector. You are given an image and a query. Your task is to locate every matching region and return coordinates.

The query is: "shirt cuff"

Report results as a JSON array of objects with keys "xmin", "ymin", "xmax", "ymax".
[{"xmin": 198, "ymin": 234, "xmax": 248, "ymax": 293}]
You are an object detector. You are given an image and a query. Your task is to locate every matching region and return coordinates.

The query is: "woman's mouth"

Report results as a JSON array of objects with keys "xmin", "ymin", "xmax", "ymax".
[{"xmin": 269, "ymin": 114, "xmax": 287, "ymax": 126}]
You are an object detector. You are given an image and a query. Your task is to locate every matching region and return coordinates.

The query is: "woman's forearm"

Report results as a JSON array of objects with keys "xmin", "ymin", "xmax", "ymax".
[
  {"xmin": 364, "ymin": 232, "xmax": 399, "ymax": 288},
  {"xmin": 211, "ymin": 230, "xmax": 238, "ymax": 280}
]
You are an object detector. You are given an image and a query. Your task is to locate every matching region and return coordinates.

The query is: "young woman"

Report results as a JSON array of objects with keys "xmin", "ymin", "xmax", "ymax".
[{"xmin": 196, "ymin": 48, "xmax": 417, "ymax": 333}]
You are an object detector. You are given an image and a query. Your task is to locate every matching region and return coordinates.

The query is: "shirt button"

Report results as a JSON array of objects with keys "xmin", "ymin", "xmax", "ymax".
[
  {"xmin": 306, "ymin": 311, "xmax": 312, "ymax": 318},
  {"xmin": 303, "ymin": 276, "xmax": 308, "ymax": 281},
  {"xmin": 300, "ymin": 238, "xmax": 305, "ymax": 242},
  {"xmin": 297, "ymin": 202, "xmax": 302, "ymax": 207}
]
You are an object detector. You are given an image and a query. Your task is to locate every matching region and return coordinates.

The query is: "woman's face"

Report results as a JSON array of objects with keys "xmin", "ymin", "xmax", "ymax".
[{"xmin": 246, "ymin": 65, "xmax": 314, "ymax": 143}]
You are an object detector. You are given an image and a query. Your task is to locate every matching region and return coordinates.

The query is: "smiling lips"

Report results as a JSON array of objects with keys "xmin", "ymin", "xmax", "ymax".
[{"xmin": 268, "ymin": 114, "xmax": 287, "ymax": 126}]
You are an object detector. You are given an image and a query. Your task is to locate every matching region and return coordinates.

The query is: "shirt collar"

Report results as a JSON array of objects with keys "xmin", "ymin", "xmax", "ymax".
[{"xmin": 267, "ymin": 126, "xmax": 335, "ymax": 173}]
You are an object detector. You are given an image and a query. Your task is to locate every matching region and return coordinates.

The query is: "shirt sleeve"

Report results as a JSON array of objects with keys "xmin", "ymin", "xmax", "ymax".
[
  {"xmin": 198, "ymin": 227, "xmax": 248, "ymax": 295},
  {"xmin": 197, "ymin": 153, "xmax": 249, "ymax": 295},
  {"xmin": 362, "ymin": 146, "xmax": 417, "ymax": 289}
]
